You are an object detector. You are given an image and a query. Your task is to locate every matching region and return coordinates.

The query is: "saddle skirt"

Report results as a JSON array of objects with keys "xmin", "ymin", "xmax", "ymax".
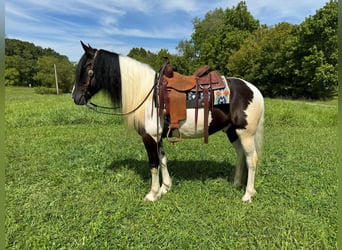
[{"xmin": 157, "ymin": 59, "xmax": 230, "ymax": 143}]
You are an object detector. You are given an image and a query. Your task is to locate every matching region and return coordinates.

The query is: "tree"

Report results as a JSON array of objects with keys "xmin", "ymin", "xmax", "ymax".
[
  {"xmin": 5, "ymin": 38, "xmax": 76, "ymax": 91},
  {"xmin": 127, "ymin": 48, "xmax": 158, "ymax": 70},
  {"xmin": 55, "ymin": 57, "xmax": 75, "ymax": 93},
  {"xmin": 175, "ymin": 39, "xmax": 197, "ymax": 74},
  {"xmin": 227, "ymin": 1, "xmax": 337, "ymax": 99},
  {"xmin": 187, "ymin": 2, "xmax": 260, "ymax": 75},
  {"xmin": 34, "ymin": 56, "xmax": 58, "ymax": 88},
  {"xmin": 228, "ymin": 22, "xmax": 298, "ymax": 97},
  {"xmin": 5, "ymin": 68, "xmax": 20, "ymax": 86},
  {"xmin": 292, "ymin": 0, "xmax": 338, "ymax": 99},
  {"xmin": 34, "ymin": 56, "xmax": 74, "ymax": 93}
]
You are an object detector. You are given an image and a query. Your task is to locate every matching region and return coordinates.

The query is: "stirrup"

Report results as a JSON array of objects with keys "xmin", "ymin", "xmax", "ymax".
[{"xmin": 166, "ymin": 127, "xmax": 182, "ymax": 143}]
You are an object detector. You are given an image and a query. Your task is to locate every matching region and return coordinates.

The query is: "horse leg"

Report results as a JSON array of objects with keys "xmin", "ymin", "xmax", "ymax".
[
  {"xmin": 142, "ymin": 133, "xmax": 161, "ymax": 201},
  {"xmin": 158, "ymin": 142, "xmax": 172, "ymax": 195},
  {"xmin": 227, "ymin": 127, "xmax": 248, "ymax": 188},
  {"xmin": 142, "ymin": 134, "xmax": 171, "ymax": 201},
  {"xmin": 238, "ymin": 133, "xmax": 258, "ymax": 203},
  {"xmin": 231, "ymin": 138, "xmax": 248, "ymax": 188}
]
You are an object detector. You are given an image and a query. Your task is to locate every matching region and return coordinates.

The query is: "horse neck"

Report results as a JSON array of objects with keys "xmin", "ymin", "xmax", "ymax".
[{"xmin": 118, "ymin": 55, "xmax": 156, "ymax": 127}]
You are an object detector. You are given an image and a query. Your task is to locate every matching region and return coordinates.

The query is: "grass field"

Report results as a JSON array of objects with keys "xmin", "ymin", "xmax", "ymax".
[{"xmin": 5, "ymin": 87, "xmax": 337, "ymax": 249}]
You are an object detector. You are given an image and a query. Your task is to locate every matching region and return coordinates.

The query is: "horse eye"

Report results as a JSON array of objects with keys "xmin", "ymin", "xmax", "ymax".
[{"xmin": 88, "ymin": 70, "xmax": 94, "ymax": 77}]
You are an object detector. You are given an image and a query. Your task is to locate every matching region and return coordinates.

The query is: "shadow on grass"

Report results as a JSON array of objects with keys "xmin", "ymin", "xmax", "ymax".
[{"xmin": 106, "ymin": 159, "xmax": 235, "ymax": 182}]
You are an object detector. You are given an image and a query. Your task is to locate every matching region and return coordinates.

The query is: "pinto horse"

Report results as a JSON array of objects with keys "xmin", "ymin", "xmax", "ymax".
[{"xmin": 72, "ymin": 42, "xmax": 264, "ymax": 203}]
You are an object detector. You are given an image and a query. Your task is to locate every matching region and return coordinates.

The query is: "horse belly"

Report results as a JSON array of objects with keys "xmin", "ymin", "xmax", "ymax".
[{"xmin": 178, "ymin": 109, "xmax": 212, "ymax": 138}]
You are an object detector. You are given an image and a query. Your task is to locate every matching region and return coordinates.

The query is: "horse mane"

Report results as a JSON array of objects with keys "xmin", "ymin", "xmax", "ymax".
[
  {"xmin": 93, "ymin": 50, "xmax": 121, "ymax": 104},
  {"xmin": 118, "ymin": 55, "xmax": 156, "ymax": 130},
  {"xmin": 87, "ymin": 49, "xmax": 155, "ymax": 130}
]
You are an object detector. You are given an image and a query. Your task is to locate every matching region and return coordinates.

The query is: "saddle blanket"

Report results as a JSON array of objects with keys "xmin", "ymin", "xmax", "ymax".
[{"xmin": 186, "ymin": 76, "xmax": 230, "ymax": 108}]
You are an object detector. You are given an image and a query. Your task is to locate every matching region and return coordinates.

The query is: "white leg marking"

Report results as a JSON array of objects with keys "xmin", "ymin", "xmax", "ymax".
[
  {"xmin": 144, "ymin": 168, "xmax": 161, "ymax": 202},
  {"xmin": 239, "ymin": 135, "xmax": 258, "ymax": 203},
  {"xmin": 159, "ymin": 151, "xmax": 172, "ymax": 195},
  {"xmin": 144, "ymin": 146, "xmax": 172, "ymax": 202}
]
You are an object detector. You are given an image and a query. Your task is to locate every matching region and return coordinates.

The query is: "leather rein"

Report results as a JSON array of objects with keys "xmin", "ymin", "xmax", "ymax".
[
  {"xmin": 84, "ymin": 51, "xmax": 162, "ymax": 116},
  {"xmin": 86, "ymin": 74, "xmax": 158, "ymax": 116},
  {"xmin": 86, "ymin": 58, "xmax": 170, "ymax": 117}
]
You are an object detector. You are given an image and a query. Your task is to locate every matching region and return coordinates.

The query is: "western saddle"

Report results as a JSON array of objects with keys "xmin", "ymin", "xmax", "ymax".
[{"xmin": 157, "ymin": 58, "xmax": 226, "ymax": 143}]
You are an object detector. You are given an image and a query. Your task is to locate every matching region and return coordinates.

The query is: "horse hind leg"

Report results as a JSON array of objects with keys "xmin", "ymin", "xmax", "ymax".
[
  {"xmin": 231, "ymin": 138, "xmax": 248, "ymax": 188},
  {"xmin": 238, "ymin": 133, "xmax": 259, "ymax": 203}
]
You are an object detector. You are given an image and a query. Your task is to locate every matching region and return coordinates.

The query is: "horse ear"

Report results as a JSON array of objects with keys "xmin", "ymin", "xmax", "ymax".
[
  {"xmin": 80, "ymin": 41, "xmax": 96, "ymax": 57},
  {"xmin": 80, "ymin": 41, "xmax": 88, "ymax": 51}
]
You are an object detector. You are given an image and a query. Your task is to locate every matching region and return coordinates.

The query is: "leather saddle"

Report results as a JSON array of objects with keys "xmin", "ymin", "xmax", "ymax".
[{"xmin": 158, "ymin": 58, "xmax": 226, "ymax": 143}]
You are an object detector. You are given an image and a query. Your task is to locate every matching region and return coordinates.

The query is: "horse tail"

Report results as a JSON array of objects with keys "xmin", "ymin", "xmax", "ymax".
[{"xmin": 254, "ymin": 103, "xmax": 264, "ymax": 160}]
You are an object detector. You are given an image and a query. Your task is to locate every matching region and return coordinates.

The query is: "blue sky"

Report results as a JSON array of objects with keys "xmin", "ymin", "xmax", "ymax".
[{"xmin": 5, "ymin": 0, "xmax": 329, "ymax": 62}]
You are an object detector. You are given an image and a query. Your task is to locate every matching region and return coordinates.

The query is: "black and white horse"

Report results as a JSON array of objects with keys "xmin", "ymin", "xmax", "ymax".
[{"xmin": 72, "ymin": 42, "xmax": 264, "ymax": 202}]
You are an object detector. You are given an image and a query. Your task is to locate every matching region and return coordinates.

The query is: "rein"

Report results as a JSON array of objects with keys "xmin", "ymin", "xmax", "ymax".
[{"xmin": 86, "ymin": 73, "xmax": 158, "ymax": 116}]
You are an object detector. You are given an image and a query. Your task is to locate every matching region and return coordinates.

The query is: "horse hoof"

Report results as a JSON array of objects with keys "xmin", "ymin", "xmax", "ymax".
[
  {"xmin": 233, "ymin": 182, "xmax": 244, "ymax": 189},
  {"xmin": 143, "ymin": 191, "xmax": 160, "ymax": 202},
  {"xmin": 143, "ymin": 196, "xmax": 154, "ymax": 202},
  {"xmin": 241, "ymin": 190, "xmax": 256, "ymax": 203},
  {"xmin": 159, "ymin": 184, "xmax": 171, "ymax": 195},
  {"xmin": 242, "ymin": 196, "xmax": 252, "ymax": 203}
]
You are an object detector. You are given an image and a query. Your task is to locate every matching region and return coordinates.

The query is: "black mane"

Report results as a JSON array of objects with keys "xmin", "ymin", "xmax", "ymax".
[{"xmin": 93, "ymin": 50, "xmax": 121, "ymax": 104}]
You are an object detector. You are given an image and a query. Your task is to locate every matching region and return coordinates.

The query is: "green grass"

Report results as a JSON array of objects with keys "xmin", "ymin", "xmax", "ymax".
[{"xmin": 5, "ymin": 87, "xmax": 337, "ymax": 249}]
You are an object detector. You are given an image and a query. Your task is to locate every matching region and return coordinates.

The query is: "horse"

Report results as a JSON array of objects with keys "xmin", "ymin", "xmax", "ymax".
[{"xmin": 72, "ymin": 41, "xmax": 264, "ymax": 203}]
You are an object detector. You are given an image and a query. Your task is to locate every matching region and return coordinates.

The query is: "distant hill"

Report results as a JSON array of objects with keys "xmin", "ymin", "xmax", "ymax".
[{"xmin": 5, "ymin": 38, "xmax": 75, "ymax": 92}]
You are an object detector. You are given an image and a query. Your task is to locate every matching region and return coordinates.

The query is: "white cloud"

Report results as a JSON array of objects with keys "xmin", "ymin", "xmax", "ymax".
[
  {"xmin": 5, "ymin": 0, "xmax": 329, "ymax": 62},
  {"xmin": 246, "ymin": 0, "xmax": 326, "ymax": 24},
  {"xmin": 5, "ymin": 2, "xmax": 39, "ymax": 21}
]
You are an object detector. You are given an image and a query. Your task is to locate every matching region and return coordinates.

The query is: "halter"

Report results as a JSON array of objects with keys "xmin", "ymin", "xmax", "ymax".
[{"xmin": 85, "ymin": 50, "xmax": 98, "ymax": 90}]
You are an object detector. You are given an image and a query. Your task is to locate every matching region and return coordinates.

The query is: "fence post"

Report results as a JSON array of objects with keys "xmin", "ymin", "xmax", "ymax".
[{"xmin": 54, "ymin": 64, "xmax": 59, "ymax": 95}]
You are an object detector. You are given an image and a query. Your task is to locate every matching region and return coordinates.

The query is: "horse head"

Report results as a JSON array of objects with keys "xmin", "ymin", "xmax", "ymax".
[{"xmin": 72, "ymin": 41, "xmax": 99, "ymax": 105}]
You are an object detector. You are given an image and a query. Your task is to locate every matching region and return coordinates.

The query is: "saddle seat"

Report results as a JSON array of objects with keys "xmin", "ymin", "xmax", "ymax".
[
  {"xmin": 164, "ymin": 65, "xmax": 225, "ymax": 92},
  {"xmin": 159, "ymin": 59, "xmax": 227, "ymax": 143}
]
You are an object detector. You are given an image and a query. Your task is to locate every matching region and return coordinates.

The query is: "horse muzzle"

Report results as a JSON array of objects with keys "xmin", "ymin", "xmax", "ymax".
[{"xmin": 73, "ymin": 91, "xmax": 90, "ymax": 105}]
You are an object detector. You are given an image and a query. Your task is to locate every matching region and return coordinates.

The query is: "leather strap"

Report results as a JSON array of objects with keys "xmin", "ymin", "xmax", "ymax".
[
  {"xmin": 194, "ymin": 78, "xmax": 200, "ymax": 134},
  {"xmin": 203, "ymin": 85, "xmax": 209, "ymax": 144}
]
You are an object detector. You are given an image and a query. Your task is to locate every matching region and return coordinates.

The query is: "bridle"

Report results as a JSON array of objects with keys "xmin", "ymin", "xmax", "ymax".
[
  {"xmin": 82, "ymin": 50, "xmax": 97, "ymax": 99},
  {"xmin": 86, "ymin": 73, "xmax": 158, "ymax": 116},
  {"xmin": 81, "ymin": 53, "xmax": 169, "ymax": 117},
  {"xmin": 83, "ymin": 50, "xmax": 160, "ymax": 116}
]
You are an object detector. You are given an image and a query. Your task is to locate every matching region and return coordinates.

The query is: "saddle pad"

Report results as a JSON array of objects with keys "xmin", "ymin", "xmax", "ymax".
[{"xmin": 186, "ymin": 76, "xmax": 230, "ymax": 108}]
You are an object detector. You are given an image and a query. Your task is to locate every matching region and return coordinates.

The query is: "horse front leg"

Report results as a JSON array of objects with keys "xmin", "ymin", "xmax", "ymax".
[
  {"xmin": 158, "ymin": 142, "xmax": 172, "ymax": 195},
  {"xmin": 142, "ymin": 134, "xmax": 171, "ymax": 201}
]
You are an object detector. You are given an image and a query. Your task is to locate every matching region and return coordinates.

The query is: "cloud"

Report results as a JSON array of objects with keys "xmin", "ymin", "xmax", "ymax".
[
  {"xmin": 5, "ymin": 0, "xmax": 328, "ymax": 62},
  {"xmin": 246, "ymin": 0, "xmax": 326, "ymax": 24}
]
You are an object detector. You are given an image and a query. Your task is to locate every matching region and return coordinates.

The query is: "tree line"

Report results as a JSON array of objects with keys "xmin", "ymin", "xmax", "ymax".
[
  {"xmin": 5, "ymin": 39, "xmax": 75, "ymax": 93},
  {"xmin": 129, "ymin": 1, "xmax": 338, "ymax": 99},
  {"xmin": 5, "ymin": 1, "xmax": 337, "ymax": 99}
]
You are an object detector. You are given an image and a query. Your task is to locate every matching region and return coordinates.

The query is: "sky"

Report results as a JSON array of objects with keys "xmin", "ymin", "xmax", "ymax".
[{"xmin": 5, "ymin": 0, "xmax": 329, "ymax": 62}]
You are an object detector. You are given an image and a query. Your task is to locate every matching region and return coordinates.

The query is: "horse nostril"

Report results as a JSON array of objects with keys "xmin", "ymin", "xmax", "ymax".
[{"xmin": 72, "ymin": 93, "xmax": 88, "ymax": 105}]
